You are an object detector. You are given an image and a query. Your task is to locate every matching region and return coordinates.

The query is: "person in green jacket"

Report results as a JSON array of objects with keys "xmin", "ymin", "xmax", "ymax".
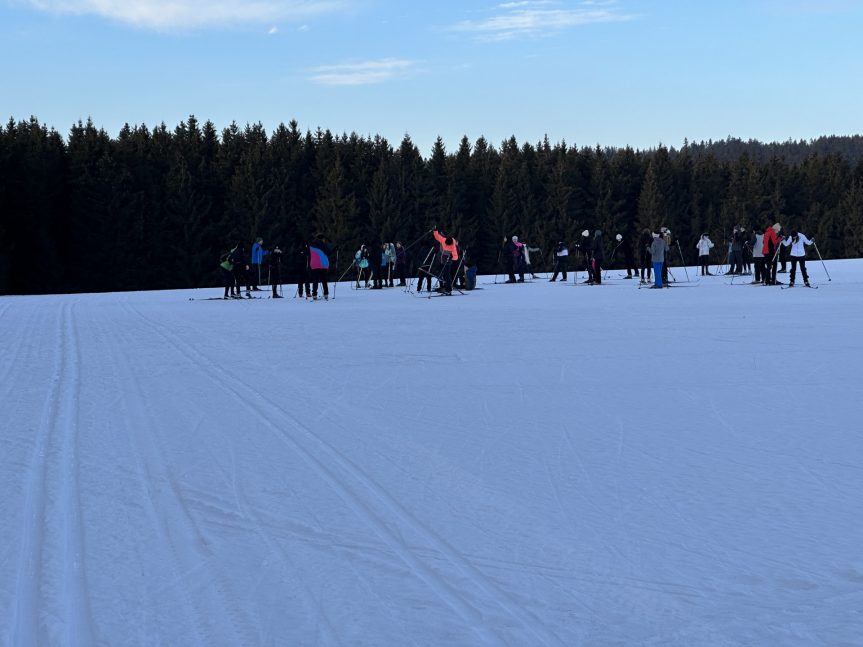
[{"xmin": 219, "ymin": 251, "xmax": 235, "ymax": 298}]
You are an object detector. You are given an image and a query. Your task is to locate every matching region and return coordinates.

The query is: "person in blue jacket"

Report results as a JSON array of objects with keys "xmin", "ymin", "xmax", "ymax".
[{"xmin": 250, "ymin": 237, "xmax": 266, "ymax": 291}]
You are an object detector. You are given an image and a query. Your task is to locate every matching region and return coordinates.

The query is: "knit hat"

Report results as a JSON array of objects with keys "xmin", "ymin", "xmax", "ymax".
[
  {"xmin": 615, "ymin": 234, "xmax": 623, "ymax": 241},
  {"xmin": 512, "ymin": 235, "xmax": 518, "ymax": 242},
  {"xmin": 582, "ymin": 230, "xmax": 589, "ymax": 237},
  {"xmin": 772, "ymin": 223, "xmax": 781, "ymax": 233}
]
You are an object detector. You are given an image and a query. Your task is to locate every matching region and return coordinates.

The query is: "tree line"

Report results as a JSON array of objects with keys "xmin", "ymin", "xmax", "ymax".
[{"xmin": 2, "ymin": 115, "xmax": 862, "ymax": 295}]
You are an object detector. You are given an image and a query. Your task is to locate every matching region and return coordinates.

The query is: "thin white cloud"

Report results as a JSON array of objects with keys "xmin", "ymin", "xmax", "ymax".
[
  {"xmin": 310, "ymin": 58, "xmax": 416, "ymax": 86},
  {"xmin": 451, "ymin": 2, "xmax": 632, "ymax": 41},
  {"xmin": 268, "ymin": 25, "xmax": 278, "ymax": 34},
  {"xmin": 24, "ymin": 0, "xmax": 345, "ymax": 30}
]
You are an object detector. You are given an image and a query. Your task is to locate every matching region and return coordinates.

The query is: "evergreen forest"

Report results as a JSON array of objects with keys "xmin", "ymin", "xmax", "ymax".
[{"xmin": 2, "ymin": 116, "xmax": 863, "ymax": 295}]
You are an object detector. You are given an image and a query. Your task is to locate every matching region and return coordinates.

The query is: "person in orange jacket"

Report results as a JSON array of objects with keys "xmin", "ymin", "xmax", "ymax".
[{"xmin": 433, "ymin": 229, "xmax": 459, "ymax": 294}]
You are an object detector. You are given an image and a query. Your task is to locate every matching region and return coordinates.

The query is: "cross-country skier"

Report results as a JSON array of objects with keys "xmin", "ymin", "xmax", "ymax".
[
  {"xmin": 616, "ymin": 233, "xmax": 637, "ymax": 279},
  {"xmin": 229, "ymin": 242, "xmax": 251, "ymax": 298},
  {"xmin": 522, "ymin": 242, "xmax": 541, "ymax": 279},
  {"xmin": 354, "ymin": 245, "xmax": 370, "ymax": 288},
  {"xmin": 782, "ymin": 230, "xmax": 814, "ymax": 287},
  {"xmin": 649, "ymin": 232, "xmax": 668, "ymax": 288},
  {"xmin": 383, "ymin": 242, "xmax": 397, "ymax": 287},
  {"xmin": 696, "ymin": 234, "xmax": 714, "ymax": 276},
  {"xmin": 395, "ymin": 241, "xmax": 408, "ymax": 286},
  {"xmin": 433, "ymin": 229, "xmax": 459, "ymax": 294},
  {"xmin": 751, "ymin": 229, "xmax": 765, "ymax": 283},
  {"xmin": 295, "ymin": 240, "xmax": 311, "ymax": 298},
  {"xmin": 267, "ymin": 245, "xmax": 283, "ymax": 298},
  {"xmin": 308, "ymin": 236, "xmax": 331, "ymax": 299},
  {"xmin": 504, "ymin": 236, "xmax": 525, "ymax": 283},
  {"xmin": 579, "ymin": 230, "xmax": 592, "ymax": 283},
  {"xmin": 591, "ymin": 230, "xmax": 604, "ymax": 284},
  {"xmin": 549, "ymin": 241, "xmax": 569, "ymax": 281},
  {"xmin": 762, "ymin": 223, "xmax": 783, "ymax": 285},
  {"xmin": 219, "ymin": 250, "xmax": 235, "ymax": 299},
  {"xmin": 250, "ymin": 237, "xmax": 266, "ymax": 291},
  {"xmin": 639, "ymin": 228, "xmax": 653, "ymax": 283}
]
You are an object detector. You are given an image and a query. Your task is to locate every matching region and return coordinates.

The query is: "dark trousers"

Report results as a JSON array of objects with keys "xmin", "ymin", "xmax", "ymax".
[
  {"xmin": 440, "ymin": 259, "xmax": 454, "ymax": 293},
  {"xmin": 396, "ymin": 264, "xmax": 407, "ymax": 286},
  {"xmin": 251, "ymin": 263, "xmax": 261, "ymax": 289},
  {"xmin": 551, "ymin": 258, "xmax": 568, "ymax": 281},
  {"xmin": 591, "ymin": 259, "xmax": 602, "ymax": 284},
  {"xmin": 270, "ymin": 266, "xmax": 281, "ymax": 296},
  {"xmin": 765, "ymin": 256, "xmax": 778, "ymax": 284},
  {"xmin": 298, "ymin": 271, "xmax": 311, "ymax": 297},
  {"xmin": 232, "ymin": 267, "xmax": 250, "ymax": 294},
  {"xmin": 780, "ymin": 245, "xmax": 789, "ymax": 271},
  {"xmin": 416, "ymin": 266, "xmax": 433, "ymax": 292},
  {"xmin": 699, "ymin": 254, "xmax": 710, "ymax": 275},
  {"xmin": 624, "ymin": 253, "xmax": 637, "ymax": 277},
  {"xmin": 753, "ymin": 258, "xmax": 765, "ymax": 282},
  {"xmin": 221, "ymin": 268, "xmax": 234, "ymax": 297},
  {"xmin": 640, "ymin": 252, "xmax": 652, "ymax": 280},
  {"xmin": 311, "ymin": 268, "xmax": 329, "ymax": 296},
  {"xmin": 729, "ymin": 250, "xmax": 743, "ymax": 273},
  {"xmin": 790, "ymin": 257, "xmax": 809, "ymax": 284}
]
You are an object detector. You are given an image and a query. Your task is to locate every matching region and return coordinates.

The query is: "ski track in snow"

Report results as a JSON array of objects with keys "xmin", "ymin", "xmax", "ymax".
[
  {"xmin": 7, "ymin": 302, "xmax": 96, "ymax": 646},
  {"xmin": 3, "ymin": 263, "xmax": 863, "ymax": 645},
  {"xmin": 120, "ymin": 297, "xmax": 562, "ymax": 646}
]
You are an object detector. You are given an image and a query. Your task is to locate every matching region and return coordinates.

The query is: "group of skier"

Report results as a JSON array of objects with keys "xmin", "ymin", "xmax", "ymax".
[
  {"xmin": 219, "ymin": 236, "xmax": 333, "ymax": 300},
  {"xmin": 694, "ymin": 223, "xmax": 815, "ymax": 286},
  {"xmin": 217, "ymin": 221, "xmax": 820, "ymax": 299}
]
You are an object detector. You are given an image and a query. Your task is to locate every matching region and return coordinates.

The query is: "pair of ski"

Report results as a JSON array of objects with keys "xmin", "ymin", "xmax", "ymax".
[{"xmin": 780, "ymin": 284, "xmax": 819, "ymax": 290}]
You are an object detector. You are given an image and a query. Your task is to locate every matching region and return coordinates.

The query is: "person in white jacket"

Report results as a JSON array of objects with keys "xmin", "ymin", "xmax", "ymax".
[
  {"xmin": 781, "ymin": 230, "xmax": 814, "ymax": 287},
  {"xmin": 695, "ymin": 234, "xmax": 714, "ymax": 276}
]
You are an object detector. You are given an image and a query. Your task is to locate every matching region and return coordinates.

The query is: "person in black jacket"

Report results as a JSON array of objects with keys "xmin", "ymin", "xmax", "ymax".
[
  {"xmin": 549, "ymin": 241, "xmax": 569, "ymax": 281},
  {"xmin": 229, "ymin": 242, "xmax": 251, "ymax": 297},
  {"xmin": 639, "ymin": 228, "xmax": 653, "ymax": 283},
  {"xmin": 294, "ymin": 241, "xmax": 311, "ymax": 298},
  {"xmin": 617, "ymin": 233, "xmax": 637, "ymax": 279},
  {"xmin": 591, "ymin": 230, "xmax": 605, "ymax": 284},
  {"xmin": 394, "ymin": 241, "xmax": 408, "ymax": 286},
  {"xmin": 267, "ymin": 245, "xmax": 284, "ymax": 298}
]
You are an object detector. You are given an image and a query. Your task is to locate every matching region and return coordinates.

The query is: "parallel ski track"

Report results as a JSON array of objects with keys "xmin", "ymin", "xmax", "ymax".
[
  {"xmin": 0, "ymin": 303, "xmax": 40, "ymax": 405},
  {"xmin": 105, "ymin": 303, "xmax": 342, "ymax": 645},
  {"xmin": 89, "ymin": 307, "xmax": 255, "ymax": 647},
  {"xmin": 122, "ymin": 297, "xmax": 564, "ymax": 647},
  {"xmin": 7, "ymin": 302, "xmax": 96, "ymax": 646}
]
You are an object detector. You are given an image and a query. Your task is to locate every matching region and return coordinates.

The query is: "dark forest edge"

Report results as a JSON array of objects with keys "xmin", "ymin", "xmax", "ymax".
[{"xmin": 2, "ymin": 115, "xmax": 862, "ymax": 295}]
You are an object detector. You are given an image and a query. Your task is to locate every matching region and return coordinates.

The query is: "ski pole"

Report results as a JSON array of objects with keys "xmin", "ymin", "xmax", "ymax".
[
  {"xmin": 675, "ymin": 240, "xmax": 690, "ymax": 282},
  {"xmin": 603, "ymin": 242, "xmax": 622, "ymax": 280},
  {"xmin": 813, "ymin": 241, "xmax": 831, "ymax": 281},
  {"xmin": 331, "ymin": 250, "xmax": 340, "ymax": 299},
  {"xmin": 402, "ymin": 230, "xmax": 432, "ymax": 254}
]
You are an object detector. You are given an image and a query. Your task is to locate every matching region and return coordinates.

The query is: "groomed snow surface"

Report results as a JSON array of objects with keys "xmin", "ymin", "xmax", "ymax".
[{"xmin": 2, "ymin": 260, "xmax": 862, "ymax": 646}]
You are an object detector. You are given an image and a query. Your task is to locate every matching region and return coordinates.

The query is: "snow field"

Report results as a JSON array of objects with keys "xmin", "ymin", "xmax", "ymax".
[{"xmin": 1, "ymin": 260, "xmax": 862, "ymax": 646}]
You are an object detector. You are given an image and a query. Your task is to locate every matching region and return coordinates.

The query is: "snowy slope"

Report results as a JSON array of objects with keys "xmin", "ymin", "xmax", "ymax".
[{"xmin": 2, "ymin": 261, "xmax": 862, "ymax": 646}]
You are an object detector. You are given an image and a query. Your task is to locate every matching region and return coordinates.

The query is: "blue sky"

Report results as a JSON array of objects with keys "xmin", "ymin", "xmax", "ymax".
[{"xmin": 1, "ymin": 0, "xmax": 861, "ymax": 154}]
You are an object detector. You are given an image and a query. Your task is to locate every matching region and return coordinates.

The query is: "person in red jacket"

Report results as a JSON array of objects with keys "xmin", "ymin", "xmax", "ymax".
[
  {"xmin": 762, "ymin": 222, "xmax": 783, "ymax": 285},
  {"xmin": 433, "ymin": 229, "xmax": 459, "ymax": 294}
]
